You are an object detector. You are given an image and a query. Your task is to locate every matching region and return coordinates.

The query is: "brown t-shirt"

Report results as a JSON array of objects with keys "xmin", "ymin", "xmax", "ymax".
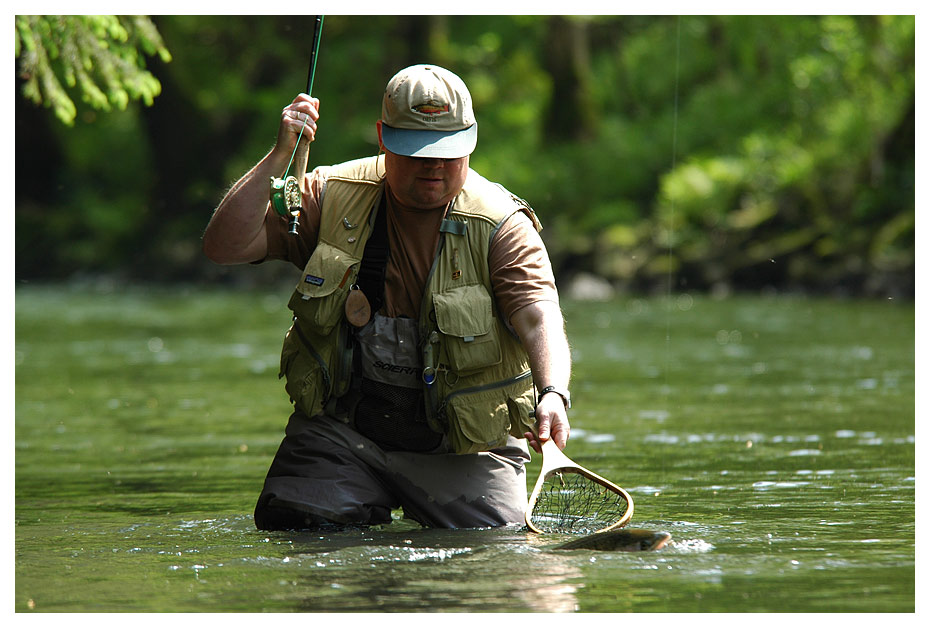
[{"xmin": 263, "ymin": 166, "xmax": 559, "ymax": 324}]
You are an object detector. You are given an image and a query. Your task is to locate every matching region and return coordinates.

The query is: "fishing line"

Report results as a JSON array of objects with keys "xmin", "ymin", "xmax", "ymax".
[{"xmin": 281, "ymin": 117, "xmax": 311, "ymax": 180}]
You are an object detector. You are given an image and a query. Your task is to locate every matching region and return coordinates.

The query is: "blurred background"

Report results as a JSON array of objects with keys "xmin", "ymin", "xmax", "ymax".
[{"xmin": 14, "ymin": 14, "xmax": 915, "ymax": 297}]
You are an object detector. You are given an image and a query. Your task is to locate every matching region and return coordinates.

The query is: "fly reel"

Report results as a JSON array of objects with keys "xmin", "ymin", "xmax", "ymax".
[{"xmin": 269, "ymin": 175, "xmax": 302, "ymax": 235}]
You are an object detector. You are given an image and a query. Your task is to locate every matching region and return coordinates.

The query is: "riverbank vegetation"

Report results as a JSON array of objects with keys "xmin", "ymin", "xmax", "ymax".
[{"xmin": 15, "ymin": 15, "xmax": 914, "ymax": 297}]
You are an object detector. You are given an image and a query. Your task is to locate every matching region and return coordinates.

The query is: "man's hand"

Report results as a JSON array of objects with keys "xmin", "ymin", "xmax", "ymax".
[
  {"xmin": 276, "ymin": 94, "xmax": 320, "ymax": 155},
  {"xmin": 524, "ymin": 391, "xmax": 570, "ymax": 453}
]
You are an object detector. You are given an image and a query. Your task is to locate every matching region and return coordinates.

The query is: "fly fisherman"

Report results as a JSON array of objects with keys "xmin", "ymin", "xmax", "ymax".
[{"xmin": 203, "ymin": 64, "xmax": 572, "ymax": 530}]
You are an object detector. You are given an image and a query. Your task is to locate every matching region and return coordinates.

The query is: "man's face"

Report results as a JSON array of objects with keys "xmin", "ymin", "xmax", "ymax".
[{"xmin": 378, "ymin": 121, "xmax": 469, "ymax": 210}]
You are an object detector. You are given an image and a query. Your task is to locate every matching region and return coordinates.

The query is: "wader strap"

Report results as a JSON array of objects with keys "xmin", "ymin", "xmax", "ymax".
[{"xmin": 355, "ymin": 195, "xmax": 390, "ymax": 314}]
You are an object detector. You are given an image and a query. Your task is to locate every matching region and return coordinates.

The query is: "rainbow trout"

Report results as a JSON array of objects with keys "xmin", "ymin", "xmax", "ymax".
[{"xmin": 552, "ymin": 528, "xmax": 671, "ymax": 552}]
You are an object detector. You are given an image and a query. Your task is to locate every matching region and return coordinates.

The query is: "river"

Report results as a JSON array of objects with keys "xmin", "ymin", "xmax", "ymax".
[{"xmin": 15, "ymin": 284, "xmax": 914, "ymax": 612}]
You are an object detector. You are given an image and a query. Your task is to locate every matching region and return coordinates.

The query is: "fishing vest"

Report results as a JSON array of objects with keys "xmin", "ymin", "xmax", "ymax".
[{"xmin": 278, "ymin": 155, "xmax": 542, "ymax": 454}]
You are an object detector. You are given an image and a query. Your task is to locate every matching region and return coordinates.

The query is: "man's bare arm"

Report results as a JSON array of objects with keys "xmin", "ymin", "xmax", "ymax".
[
  {"xmin": 510, "ymin": 300, "xmax": 572, "ymax": 452},
  {"xmin": 203, "ymin": 95, "xmax": 320, "ymax": 264}
]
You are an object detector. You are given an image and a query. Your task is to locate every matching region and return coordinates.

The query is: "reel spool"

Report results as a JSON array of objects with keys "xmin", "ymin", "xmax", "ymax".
[{"xmin": 269, "ymin": 175, "xmax": 302, "ymax": 234}]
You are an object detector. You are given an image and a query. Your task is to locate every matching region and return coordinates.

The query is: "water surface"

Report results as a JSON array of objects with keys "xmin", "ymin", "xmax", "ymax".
[{"xmin": 15, "ymin": 285, "xmax": 914, "ymax": 612}]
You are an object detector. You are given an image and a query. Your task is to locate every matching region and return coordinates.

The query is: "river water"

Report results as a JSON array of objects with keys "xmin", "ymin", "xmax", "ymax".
[{"xmin": 14, "ymin": 285, "xmax": 914, "ymax": 612}]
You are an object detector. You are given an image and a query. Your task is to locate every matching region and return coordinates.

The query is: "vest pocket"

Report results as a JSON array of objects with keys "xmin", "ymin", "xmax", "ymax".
[
  {"xmin": 444, "ymin": 388, "xmax": 511, "ymax": 455},
  {"xmin": 279, "ymin": 326, "xmax": 330, "ymax": 418},
  {"xmin": 290, "ymin": 241, "xmax": 360, "ymax": 335},
  {"xmin": 433, "ymin": 284, "xmax": 502, "ymax": 374},
  {"xmin": 441, "ymin": 372, "xmax": 535, "ymax": 454},
  {"xmin": 506, "ymin": 391, "xmax": 537, "ymax": 440}
]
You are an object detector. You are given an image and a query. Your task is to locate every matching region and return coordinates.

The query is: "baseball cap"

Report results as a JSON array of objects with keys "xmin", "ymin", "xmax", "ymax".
[{"xmin": 380, "ymin": 64, "xmax": 477, "ymax": 159}]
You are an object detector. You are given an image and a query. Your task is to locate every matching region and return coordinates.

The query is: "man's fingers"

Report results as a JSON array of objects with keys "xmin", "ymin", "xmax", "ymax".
[
  {"xmin": 283, "ymin": 96, "xmax": 321, "ymax": 129},
  {"xmin": 523, "ymin": 431, "xmax": 542, "ymax": 454},
  {"xmin": 537, "ymin": 419, "xmax": 551, "ymax": 441}
]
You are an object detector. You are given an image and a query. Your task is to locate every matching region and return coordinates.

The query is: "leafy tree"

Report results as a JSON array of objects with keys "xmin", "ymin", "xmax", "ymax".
[
  {"xmin": 15, "ymin": 15, "xmax": 171, "ymax": 126},
  {"xmin": 13, "ymin": 15, "xmax": 914, "ymax": 296},
  {"xmin": 653, "ymin": 16, "xmax": 915, "ymax": 293}
]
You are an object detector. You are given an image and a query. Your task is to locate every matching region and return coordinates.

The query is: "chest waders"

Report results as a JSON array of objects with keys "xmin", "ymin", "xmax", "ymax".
[{"xmin": 279, "ymin": 156, "xmax": 541, "ymax": 454}]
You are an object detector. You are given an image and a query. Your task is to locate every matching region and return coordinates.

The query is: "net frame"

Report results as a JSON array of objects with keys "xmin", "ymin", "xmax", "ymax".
[{"xmin": 525, "ymin": 438, "xmax": 634, "ymax": 534}]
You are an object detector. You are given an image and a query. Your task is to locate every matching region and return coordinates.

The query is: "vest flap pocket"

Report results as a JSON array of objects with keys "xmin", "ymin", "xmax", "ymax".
[
  {"xmin": 434, "ymin": 284, "xmax": 501, "ymax": 373},
  {"xmin": 291, "ymin": 242, "xmax": 360, "ymax": 335},
  {"xmin": 445, "ymin": 389, "xmax": 510, "ymax": 454},
  {"xmin": 295, "ymin": 242, "xmax": 359, "ymax": 300},
  {"xmin": 433, "ymin": 284, "xmax": 493, "ymax": 337}
]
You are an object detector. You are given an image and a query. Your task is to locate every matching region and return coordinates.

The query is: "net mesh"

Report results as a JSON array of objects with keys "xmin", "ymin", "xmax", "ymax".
[{"xmin": 529, "ymin": 470, "xmax": 631, "ymax": 534}]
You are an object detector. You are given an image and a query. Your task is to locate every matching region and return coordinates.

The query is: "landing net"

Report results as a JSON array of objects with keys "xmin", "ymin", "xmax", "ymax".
[{"xmin": 528, "ymin": 470, "xmax": 631, "ymax": 535}]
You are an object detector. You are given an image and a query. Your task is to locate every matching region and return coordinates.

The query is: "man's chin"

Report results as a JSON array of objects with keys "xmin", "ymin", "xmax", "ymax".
[{"xmin": 409, "ymin": 192, "xmax": 452, "ymax": 210}]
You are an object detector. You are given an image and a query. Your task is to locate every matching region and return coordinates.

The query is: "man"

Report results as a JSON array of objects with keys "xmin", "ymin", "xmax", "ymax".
[{"xmin": 204, "ymin": 64, "xmax": 572, "ymax": 530}]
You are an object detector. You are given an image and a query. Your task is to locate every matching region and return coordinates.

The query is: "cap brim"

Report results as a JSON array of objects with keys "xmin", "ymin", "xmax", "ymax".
[{"xmin": 381, "ymin": 123, "xmax": 477, "ymax": 159}]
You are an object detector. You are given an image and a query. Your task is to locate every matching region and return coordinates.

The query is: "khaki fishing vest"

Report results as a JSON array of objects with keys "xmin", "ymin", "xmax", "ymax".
[{"xmin": 278, "ymin": 155, "xmax": 542, "ymax": 454}]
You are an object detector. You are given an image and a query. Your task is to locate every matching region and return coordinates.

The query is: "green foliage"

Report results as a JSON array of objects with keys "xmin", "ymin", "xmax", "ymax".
[
  {"xmin": 14, "ymin": 15, "xmax": 914, "ymax": 296},
  {"xmin": 624, "ymin": 15, "xmax": 913, "ymax": 290},
  {"xmin": 15, "ymin": 15, "xmax": 171, "ymax": 126}
]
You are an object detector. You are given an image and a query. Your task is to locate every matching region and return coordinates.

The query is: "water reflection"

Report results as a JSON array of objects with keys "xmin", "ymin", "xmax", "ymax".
[{"xmin": 247, "ymin": 527, "xmax": 589, "ymax": 612}]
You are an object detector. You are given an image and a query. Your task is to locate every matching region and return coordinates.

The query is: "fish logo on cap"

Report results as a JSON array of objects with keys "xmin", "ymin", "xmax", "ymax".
[{"xmin": 413, "ymin": 101, "xmax": 450, "ymax": 115}]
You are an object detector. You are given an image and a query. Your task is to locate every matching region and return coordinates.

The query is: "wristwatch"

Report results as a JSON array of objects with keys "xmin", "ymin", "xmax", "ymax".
[{"xmin": 538, "ymin": 386, "xmax": 571, "ymax": 409}]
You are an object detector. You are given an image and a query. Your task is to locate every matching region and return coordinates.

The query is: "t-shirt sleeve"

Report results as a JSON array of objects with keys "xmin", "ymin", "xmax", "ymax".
[
  {"xmin": 262, "ymin": 166, "xmax": 327, "ymax": 269},
  {"xmin": 489, "ymin": 210, "xmax": 560, "ymax": 324}
]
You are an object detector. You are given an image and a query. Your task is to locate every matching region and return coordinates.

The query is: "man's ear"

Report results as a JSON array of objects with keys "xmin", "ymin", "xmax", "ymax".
[{"xmin": 376, "ymin": 120, "xmax": 384, "ymax": 151}]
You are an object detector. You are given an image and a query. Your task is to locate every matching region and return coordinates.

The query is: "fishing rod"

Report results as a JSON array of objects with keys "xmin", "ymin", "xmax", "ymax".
[{"xmin": 270, "ymin": 15, "xmax": 325, "ymax": 235}]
